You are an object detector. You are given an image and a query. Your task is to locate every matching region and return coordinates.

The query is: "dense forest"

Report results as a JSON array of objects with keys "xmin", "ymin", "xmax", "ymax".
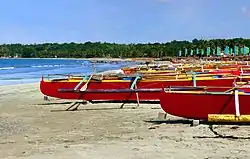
[{"xmin": 1, "ymin": 38, "xmax": 250, "ymax": 58}]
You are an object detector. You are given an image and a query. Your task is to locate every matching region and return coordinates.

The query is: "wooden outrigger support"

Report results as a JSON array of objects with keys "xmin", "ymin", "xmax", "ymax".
[
  {"xmin": 65, "ymin": 100, "xmax": 88, "ymax": 111},
  {"xmin": 132, "ymin": 75, "xmax": 141, "ymax": 107},
  {"xmin": 80, "ymin": 68, "xmax": 96, "ymax": 92},
  {"xmin": 65, "ymin": 69, "xmax": 96, "ymax": 111},
  {"xmin": 120, "ymin": 75, "xmax": 141, "ymax": 109},
  {"xmin": 235, "ymin": 89, "xmax": 240, "ymax": 117},
  {"xmin": 208, "ymin": 89, "xmax": 250, "ymax": 123},
  {"xmin": 192, "ymin": 72, "xmax": 197, "ymax": 87},
  {"xmin": 74, "ymin": 75, "xmax": 88, "ymax": 91}
]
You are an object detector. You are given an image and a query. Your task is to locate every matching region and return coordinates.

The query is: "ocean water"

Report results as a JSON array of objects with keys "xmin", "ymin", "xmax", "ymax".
[{"xmin": 0, "ymin": 58, "xmax": 137, "ymax": 85}]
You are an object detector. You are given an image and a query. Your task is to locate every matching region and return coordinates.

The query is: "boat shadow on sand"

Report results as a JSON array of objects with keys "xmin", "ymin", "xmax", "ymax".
[
  {"xmin": 145, "ymin": 118, "xmax": 250, "ymax": 126},
  {"xmin": 145, "ymin": 119, "xmax": 250, "ymax": 140},
  {"xmin": 36, "ymin": 101, "xmax": 250, "ymax": 140},
  {"xmin": 36, "ymin": 100, "xmax": 159, "ymax": 112}
]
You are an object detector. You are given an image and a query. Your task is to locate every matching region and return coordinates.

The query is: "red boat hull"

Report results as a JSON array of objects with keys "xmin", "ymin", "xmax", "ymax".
[
  {"xmin": 40, "ymin": 77, "xmax": 238, "ymax": 101},
  {"xmin": 160, "ymin": 90, "xmax": 250, "ymax": 120}
]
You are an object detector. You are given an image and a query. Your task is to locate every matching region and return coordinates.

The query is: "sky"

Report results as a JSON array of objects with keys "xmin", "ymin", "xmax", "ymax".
[{"xmin": 0, "ymin": 0, "xmax": 249, "ymax": 44}]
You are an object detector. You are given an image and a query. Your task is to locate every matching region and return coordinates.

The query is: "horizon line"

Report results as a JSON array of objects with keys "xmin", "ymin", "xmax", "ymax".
[{"xmin": 0, "ymin": 37, "xmax": 249, "ymax": 45}]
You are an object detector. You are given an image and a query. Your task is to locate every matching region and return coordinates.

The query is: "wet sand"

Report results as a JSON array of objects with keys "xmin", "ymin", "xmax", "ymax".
[{"xmin": 0, "ymin": 83, "xmax": 250, "ymax": 159}]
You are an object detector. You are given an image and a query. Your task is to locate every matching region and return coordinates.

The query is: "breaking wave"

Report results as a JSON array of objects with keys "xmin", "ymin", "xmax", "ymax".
[{"xmin": 0, "ymin": 67, "xmax": 15, "ymax": 70}]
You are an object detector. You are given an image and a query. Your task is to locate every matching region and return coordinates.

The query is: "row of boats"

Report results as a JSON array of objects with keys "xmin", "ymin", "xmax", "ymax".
[{"xmin": 40, "ymin": 60, "xmax": 250, "ymax": 122}]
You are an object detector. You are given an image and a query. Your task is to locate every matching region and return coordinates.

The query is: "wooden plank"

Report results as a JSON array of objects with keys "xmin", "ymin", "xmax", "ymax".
[{"xmin": 58, "ymin": 87, "xmax": 205, "ymax": 93}]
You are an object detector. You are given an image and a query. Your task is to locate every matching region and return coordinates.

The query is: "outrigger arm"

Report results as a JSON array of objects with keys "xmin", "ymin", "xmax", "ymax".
[
  {"xmin": 65, "ymin": 68, "xmax": 96, "ymax": 111},
  {"xmin": 120, "ymin": 75, "xmax": 141, "ymax": 109}
]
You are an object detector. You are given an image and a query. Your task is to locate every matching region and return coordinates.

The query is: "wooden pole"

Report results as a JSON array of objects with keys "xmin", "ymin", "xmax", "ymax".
[
  {"xmin": 80, "ymin": 68, "xmax": 96, "ymax": 92},
  {"xmin": 192, "ymin": 73, "xmax": 197, "ymax": 87},
  {"xmin": 235, "ymin": 89, "xmax": 240, "ymax": 117},
  {"xmin": 135, "ymin": 84, "xmax": 140, "ymax": 107},
  {"xmin": 74, "ymin": 75, "xmax": 88, "ymax": 91}
]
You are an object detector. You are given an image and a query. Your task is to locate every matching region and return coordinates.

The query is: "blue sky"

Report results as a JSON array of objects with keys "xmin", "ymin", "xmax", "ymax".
[{"xmin": 0, "ymin": 0, "xmax": 249, "ymax": 44}]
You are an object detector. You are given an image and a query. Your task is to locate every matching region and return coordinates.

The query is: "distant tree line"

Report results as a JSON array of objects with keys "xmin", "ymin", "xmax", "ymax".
[{"xmin": 0, "ymin": 38, "xmax": 250, "ymax": 58}]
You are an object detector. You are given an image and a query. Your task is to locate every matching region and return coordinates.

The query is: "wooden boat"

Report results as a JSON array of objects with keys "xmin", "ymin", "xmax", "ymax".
[
  {"xmin": 126, "ymin": 63, "xmax": 250, "ymax": 76},
  {"xmin": 40, "ymin": 72, "xmax": 242, "ymax": 101},
  {"xmin": 159, "ymin": 86, "xmax": 250, "ymax": 121},
  {"xmin": 40, "ymin": 59, "xmax": 250, "ymax": 102}
]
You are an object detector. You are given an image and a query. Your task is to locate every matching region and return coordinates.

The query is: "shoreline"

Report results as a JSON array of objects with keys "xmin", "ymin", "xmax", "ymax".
[
  {"xmin": 0, "ymin": 58, "xmax": 143, "ymax": 86},
  {"xmin": 0, "ymin": 57, "xmax": 154, "ymax": 62},
  {"xmin": 0, "ymin": 82, "xmax": 39, "ymax": 87}
]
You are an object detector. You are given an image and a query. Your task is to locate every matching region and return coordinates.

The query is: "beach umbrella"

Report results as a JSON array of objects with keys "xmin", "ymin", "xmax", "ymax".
[
  {"xmin": 216, "ymin": 47, "xmax": 221, "ymax": 56},
  {"xmin": 234, "ymin": 46, "xmax": 239, "ymax": 56},
  {"xmin": 178, "ymin": 50, "xmax": 182, "ymax": 57},
  {"xmin": 224, "ymin": 46, "xmax": 229, "ymax": 55},
  {"xmin": 206, "ymin": 47, "xmax": 210, "ymax": 56},
  {"xmin": 190, "ymin": 49, "xmax": 194, "ymax": 56}
]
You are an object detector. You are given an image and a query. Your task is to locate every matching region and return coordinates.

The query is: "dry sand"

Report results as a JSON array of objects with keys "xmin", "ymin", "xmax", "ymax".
[{"xmin": 0, "ymin": 83, "xmax": 250, "ymax": 159}]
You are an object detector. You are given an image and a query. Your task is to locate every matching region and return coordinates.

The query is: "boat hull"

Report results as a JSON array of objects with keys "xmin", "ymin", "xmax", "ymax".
[
  {"xmin": 40, "ymin": 77, "xmax": 237, "ymax": 101},
  {"xmin": 160, "ymin": 91, "xmax": 250, "ymax": 120}
]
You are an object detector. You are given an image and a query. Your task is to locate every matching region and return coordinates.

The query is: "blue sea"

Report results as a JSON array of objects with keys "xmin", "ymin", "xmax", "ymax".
[{"xmin": 0, "ymin": 58, "xmax": 137, "ymax": 85}]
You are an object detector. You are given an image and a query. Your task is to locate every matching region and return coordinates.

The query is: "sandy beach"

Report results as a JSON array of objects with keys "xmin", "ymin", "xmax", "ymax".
[{"xmin": 0, "ymin": 83, "xmax": 250, "ymax": 159}]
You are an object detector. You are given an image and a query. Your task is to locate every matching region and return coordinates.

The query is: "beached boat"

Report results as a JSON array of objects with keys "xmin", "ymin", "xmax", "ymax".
[
  {"xmin": 40, "ymin": 72, "xmax": 242, "ymax": 101},
  {"xmin": 123, "ymin": 63, "xmax": 250, "ymax": 76},
  {"xmin": 159, "ymin": 86, "xmax": 250, "ymax": 121},
  {"xmin": 40, "ymin": 59, "xmax": 250, "ymax": 102}
]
